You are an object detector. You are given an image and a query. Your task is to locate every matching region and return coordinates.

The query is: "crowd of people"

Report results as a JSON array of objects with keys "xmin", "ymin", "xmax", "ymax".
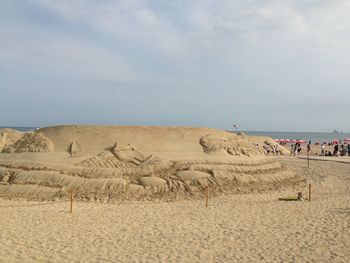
[
  {"xmin": 320, "ymin": 143, "xmax": 350, "ymax": 157},
  {"xmin": 258, "ymin": 143, "xmax": 281, "ymax": 155},
  {"xmin": 259, "ymin": 140, "xmax": 350, "ymax": 157},
  {"xmin": 289, "ymin": 143, "xmax": 302, "ymax": 156}
]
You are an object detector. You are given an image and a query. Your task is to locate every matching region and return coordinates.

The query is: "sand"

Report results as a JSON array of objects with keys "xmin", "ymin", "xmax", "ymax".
[{"xmin": 0, "ymin": 157, "xmax": 349, "ymax": 262}]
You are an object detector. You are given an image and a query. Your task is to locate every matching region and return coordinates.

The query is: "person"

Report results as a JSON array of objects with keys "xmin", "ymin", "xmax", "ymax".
[
  {"xmin": 307, "ymin": 144, "xmax": 311, "ymax": 154},
  {"xmin": 294, "ymin": 143, "xmax": 298, "ymax": 156},
  {"xmin": 263, "ymin": 144, "xmax": 270, "ymax": 155},
  {"xmin": 340, "ymin": 146, "xmax": 346, "ymax": 156},
  {"xmin": 290, "ymin": 144, "xmax": 294, "ymax": 156},
  {"xmin": 347, "ymin": 144, "xmax": 350, "ymax": 156},
  {"xmin": 321, "ymin": 144, "xmax": 326, "ymax": 156},
  {"xmin": 275, "ymin": 144, "xmax": 279, "ymax": 156},
  {"xmin": 272, "ymin": 145, "xmax": 276, "ymax": 155},
  {"xmin": 333, "ymin": 144, "xmax": 339, "ymax": 157},
  {"xmin": 297, "ymin": 145, "xmax": 302, "ymax": 154}
]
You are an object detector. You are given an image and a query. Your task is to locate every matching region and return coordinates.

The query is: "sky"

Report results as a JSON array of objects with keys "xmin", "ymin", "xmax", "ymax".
[{"xmin": 1, "ymin": 0, "xmax": 349, "ymax": 132}]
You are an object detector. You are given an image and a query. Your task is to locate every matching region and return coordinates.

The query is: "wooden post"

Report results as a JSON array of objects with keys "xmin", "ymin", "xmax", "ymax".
[
  {"xmin": 308, "ymin": 183, "xmax": 311, "ymax": 202},
  {"xmin": 205, "ymin": 187, "xmax": 209, "ymax": 208},
  {"xmin": 70, "ymin": 191, "xmax": 73, "ymax": 213}
]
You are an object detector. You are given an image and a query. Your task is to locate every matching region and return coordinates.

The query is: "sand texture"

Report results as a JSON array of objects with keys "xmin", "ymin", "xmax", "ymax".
[
  {"xmin": 0, "ymin": 126, "xmax": 297, "ymax": 201},
  {"xmin": 0, "ymin": 157, "xmax": 349, "ymax": 262}
]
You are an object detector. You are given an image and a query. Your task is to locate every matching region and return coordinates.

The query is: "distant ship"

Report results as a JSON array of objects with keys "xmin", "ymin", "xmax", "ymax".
[{"xmin": 332, "ymin": 130, "xmax": 343, "ymax": 134}]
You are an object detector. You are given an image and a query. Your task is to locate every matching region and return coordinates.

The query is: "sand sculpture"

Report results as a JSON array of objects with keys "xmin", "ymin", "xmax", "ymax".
[
  {"xmin": 2, "ymin": 132, "xmax": 54, "ymax": 153},
  {"xmin": 0, "ymin": 128, "xmax": 23, "ymax": 152},
  {"xmin": 69, "ymin": 141, "xmax": 81, "ymax": 157},
  {"xmin": 111, "ymin": 142, "xmax": 154, "ymax": 166},
  {"xmin": 0, "ymin": 125, "xmax": 298, "ymax": 201}
]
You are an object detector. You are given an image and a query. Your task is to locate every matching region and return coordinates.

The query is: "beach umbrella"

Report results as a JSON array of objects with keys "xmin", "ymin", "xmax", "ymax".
[
  {"xmin": 285, "ymin": 139, "xmax": 291, "ymax": 143},
  {"xmin": 332, "ymin": 139, "xmax": 339, "ymax": 144},
  {"xmin": 323, "ymin": 141, "xmax": 328, "ymax": 145},
  {"xmin": 344, "ymin": 138, "xmax": 350, "ymax": 141},
  {"xmin": 291, "ymin": 139, "xmax": 297, "ymax": 143},
  {"xmin": 315, "ymin": 141, "xmax": 320, "ymax": 145},
  {"xmin": 274, "ymin": 139, "xmax": 280, "ymax": 142},
  {"xmin": 297, "ymin": 140, "xmax": 306, "ymax": 144}
]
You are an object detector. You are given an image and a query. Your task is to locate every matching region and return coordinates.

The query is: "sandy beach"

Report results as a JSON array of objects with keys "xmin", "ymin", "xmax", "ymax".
[{"xmin": 1, "ymin": 156, "xmax": 349, "ymax": 262}]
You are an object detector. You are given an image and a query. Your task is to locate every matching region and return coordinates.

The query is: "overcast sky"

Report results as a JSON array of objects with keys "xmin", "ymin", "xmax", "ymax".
[{"xmin": 1, "ymin": 0, "xmax": 349, "ymax": 132}]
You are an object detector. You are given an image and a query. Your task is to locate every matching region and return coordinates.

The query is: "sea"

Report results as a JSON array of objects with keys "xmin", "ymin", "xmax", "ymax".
[
  {"xmin": 0, "ymin": 127, "xmax": 38, "ymax": 132},
  {"xmin": 243, "ymin": 131, "xmax": 350, "ymax": 144},
  {"xmin": 1, "ymin": 127, "xmax": 350, "ymax": 144}
]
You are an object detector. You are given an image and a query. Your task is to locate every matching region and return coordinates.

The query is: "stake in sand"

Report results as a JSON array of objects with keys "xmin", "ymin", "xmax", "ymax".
[
  {"xmin": 70, "ymin": 191, "xmax": 73, "ymax": 213},
  {"xmin": 205, "ymin": 186, "xmax": 209, "ymax": 208},
  {"xmin": 308, "ymin": 183, "xmax": 312, "ymax": 202}
]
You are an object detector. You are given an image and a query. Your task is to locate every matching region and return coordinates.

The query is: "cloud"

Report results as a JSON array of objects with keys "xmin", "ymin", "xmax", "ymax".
[{"xmin": 0, "ymin": 0, "xmax": 349, "ymax": 131}]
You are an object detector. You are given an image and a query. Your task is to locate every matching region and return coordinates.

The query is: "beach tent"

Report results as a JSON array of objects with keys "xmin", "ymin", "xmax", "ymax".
[{"xmin": 332, "ymin": 139, "xmax": 339, "ymax": 144}]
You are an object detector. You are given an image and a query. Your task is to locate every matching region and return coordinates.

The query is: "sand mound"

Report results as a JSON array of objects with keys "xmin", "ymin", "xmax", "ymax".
[
  {"xmin": 3, "ymin": 132, "xmax": 54, "ymax": 153},
  {"xmin": 200, "ymin": 134, "xmax": 259, "ymax": 156},
  {"xmin": 137, "ymin": 176, "xmax": 167, "ymax": 186},
  {"xmin": 0, "ymin": 128, "xmax": 23, "ymax": 152},
  {"xmin": 0, "ymin": 125, "xmax": 300, "ymax": 201}
]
